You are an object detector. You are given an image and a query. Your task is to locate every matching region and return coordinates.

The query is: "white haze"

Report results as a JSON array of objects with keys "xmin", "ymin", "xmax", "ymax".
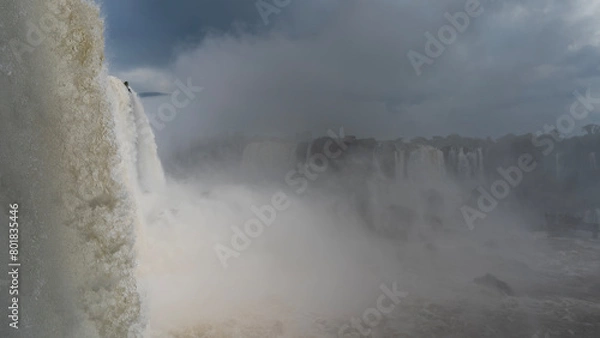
[
  {"xmin": 1, "ymin": 0, "xmax": 598, "ymax": 337},
  {"xmin": 125, "ymin": 0, "xmax": 600, "ymax": 151},
  {"xmin": 135, "ymin": 150, "xmax": 549, "ymax": 336}
]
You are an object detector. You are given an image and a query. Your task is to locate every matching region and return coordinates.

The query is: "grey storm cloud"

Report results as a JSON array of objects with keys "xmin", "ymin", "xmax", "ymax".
[
  {"xmin": 101, "ymin": 0, "xmax": 259, "ymax": 69},
  {"xmin": 101, "ymin": 0, "xmax": 336, "ymax": 69},
  {"xmin": 105, "ymin": 0, "xmax": 600, "ymax": 148}
]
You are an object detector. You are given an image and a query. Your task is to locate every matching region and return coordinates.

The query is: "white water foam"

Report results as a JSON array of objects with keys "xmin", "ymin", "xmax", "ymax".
[{"xmin": 0, "ymin": 1, "xmax": 154, "ymax": 336}]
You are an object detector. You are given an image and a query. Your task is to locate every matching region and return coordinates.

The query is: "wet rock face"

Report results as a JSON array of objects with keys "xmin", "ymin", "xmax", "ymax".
[{"xmin": 474, "ymin": 273, "xmax": 514, "ymax": 296}]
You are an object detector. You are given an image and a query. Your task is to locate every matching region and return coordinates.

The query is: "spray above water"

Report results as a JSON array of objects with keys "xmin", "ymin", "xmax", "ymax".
[
  {"xmin": 0, "ymin": 0, "xmax": 160, "ymax": 336},
  {"xmin": 1, "ymin": 1, "xmax": 600, "ymax": 337},
  {"xmin": 109, "ymin": 76, "xmax": 166, "ymax": 195}
]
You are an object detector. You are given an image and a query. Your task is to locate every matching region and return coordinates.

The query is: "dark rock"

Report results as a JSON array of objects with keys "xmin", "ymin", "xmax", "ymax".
[{"xmin": 474, "ymin": 273, "xmax": 514, "ymax": 296}]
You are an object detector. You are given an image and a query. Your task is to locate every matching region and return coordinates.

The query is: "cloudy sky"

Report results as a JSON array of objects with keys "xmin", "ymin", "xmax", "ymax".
[{"xmin": 99, "ymin": 0, "xmax": 600, "ymax": 146}]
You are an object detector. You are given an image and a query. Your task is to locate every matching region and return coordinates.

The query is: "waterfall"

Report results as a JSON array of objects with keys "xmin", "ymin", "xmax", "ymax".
[
  {"xmin": 406, "ymin": 146, "xmax": 446, "ymax": 182},
  {"xmin": 457, "ymin": 148, "xmax": 471, "ymax": 179},
  {"xmin": 0, "ymin": 1, "xmax": 165, "ymax": 335}
]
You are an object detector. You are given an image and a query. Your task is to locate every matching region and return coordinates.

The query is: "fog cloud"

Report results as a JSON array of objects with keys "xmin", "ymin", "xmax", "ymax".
[{"xmin": 108, "ymin": 0, "xmax": 600, "ymax": 151}]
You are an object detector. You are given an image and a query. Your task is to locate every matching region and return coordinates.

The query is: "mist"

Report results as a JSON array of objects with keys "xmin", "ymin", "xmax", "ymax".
[
  {"xmin": 1, "ymin": 0, "xmax": 599, "ymax": 337},
  {"xmin": 121, "ymin": 0, "xmax": 600, "ymax": 153},
  {"xmin": 136, "ymin": 156, "xmax": 546, "ymax": 336},
  {"xmin": 115, "ymin": 2, "xmax": 600, "ymax": 336}
]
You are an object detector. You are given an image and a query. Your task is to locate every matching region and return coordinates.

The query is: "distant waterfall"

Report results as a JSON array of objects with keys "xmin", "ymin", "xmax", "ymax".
[
  {"xmin": 448, "ymin": 147, "xmax": 458, "ymax": 173},
  {"xmin": 406, "ymin": 146, "xmax": 446, "ymax": 181},
  {"xmin": 446, "ymin": 146, "xmax": 484, "ymax": 181},
  {"xmin": 457, "ymin": 148, "xmax": 471, "ymax": 179}
]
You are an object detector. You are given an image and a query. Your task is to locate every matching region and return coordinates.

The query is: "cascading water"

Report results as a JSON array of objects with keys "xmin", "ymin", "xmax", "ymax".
[
  {"xmin": 457, "ymin": 148, "xmax": 471, "ymax": 179},
  {"xmin": 405, "ymin": 146, "xmax": 446, "ymax": 182},
  {"xmin": 447, "ymin": 147, "xmax": 458, "ymax": 176},
  {"xmin": 130, "ymin": 90, "xmax": 166, "ymax": 194},
  {"xmin": 0, "ymin": 1, "xmax": 163, "ymax": 336},
  {"xmin": 109, "ymin": 76, "xmax": 165, "ymax": 196},
  {"xmin": 466, "ymin": 150, "xmax": 477, "ymax": 179},
  {"xmin": 445, "ymin": 147, "xmax": 484, "ymax": 181}
]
